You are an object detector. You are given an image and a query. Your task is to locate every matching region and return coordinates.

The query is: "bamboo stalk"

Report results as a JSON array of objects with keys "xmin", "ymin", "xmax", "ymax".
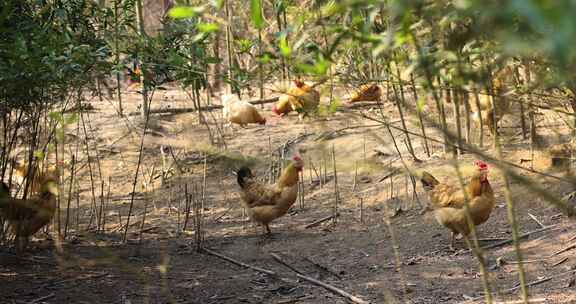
[
  {"xmin": 473, "ymin": 88, "xmax": 484, "ymax": 147},
  {"xmin": 453, "ymin": 88, "xmax": 463, "ymax": 155},
  {"xmin": 123, "ymin": 89, "xmax": 154, "ymax": 242},
  {"xmin": 135, "ymin": 0, "xmax": 149, "ymax": 119},
  {"xmin": 80, "ymin": 111, "xmax": 99, "ymax": 229},
  {"xmin": 331, "ymin": 145, "xmax": 339, "ymax": 225},
  {"xmin": 224, "ymin": 0, "xmax": 234, "ymax": 94},
  {"xmin": 450, "ymin": 161, "xmax": 493, "ymax": 304},
  {"xmin": 392, "ymin": 60, "xmax": 416, "ymax": 159},
  {"xmin": 410, "ymin": 73, "xmax": 431, "ymax": 157},
  {"xmin": 113, "ymin": 0, "xmax": 123, "ymax": 116}
]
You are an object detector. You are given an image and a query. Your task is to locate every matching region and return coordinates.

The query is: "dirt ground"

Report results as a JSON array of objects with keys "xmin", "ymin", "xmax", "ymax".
[{"xmin": 2, "ymin": 85, "xmax": 576, "ymax": 304}]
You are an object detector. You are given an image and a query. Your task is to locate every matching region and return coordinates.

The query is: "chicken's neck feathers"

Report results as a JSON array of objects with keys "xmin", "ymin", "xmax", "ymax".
[{"xmin": 276, "ymin": 163, "xmax": 300, "ymax": 188}]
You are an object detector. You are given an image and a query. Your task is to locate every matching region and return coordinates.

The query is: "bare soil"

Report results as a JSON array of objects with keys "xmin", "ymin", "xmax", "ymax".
[{"xmin": 2, "ymin": 86, "xmax": 576, "ymax": 304}]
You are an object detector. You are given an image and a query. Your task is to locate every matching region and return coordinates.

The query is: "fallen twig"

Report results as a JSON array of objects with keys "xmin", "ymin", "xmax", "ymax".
[
  {"xmin": 482, "ymin": 225, "xmax": 557, "ymax": 250},
  {"xmin": 304, "ymin": 213, "xmax": 339, "ymax": 229},
  {"xmin": 378, "ymin": 169, "xmax": 401, "ymax": 183},
  {"xmin": 550, "ymin": 257, "xmax": 568, "ymax": 267},
  {"xmin": 28, "ymin": 293, "xmax": 55, "ymax": 304},
  {"xmin": 270, "ymin": 253, "xmax": 369, "ymax": 304},
  {"xmin": 270, "ymin": 252, "xmax": 304, "ymax": 275},
  {"xmin": 201, "ymin": 247, "xmax": 276, "ymax": 276},
  {"xmin": 527, "ymin": 213, "xmax": 546, "ymax": 229},
  {"xmin": 467, "ymin": 270, "xmax": 576, "ymax": 302},
  {"xmin": 127, "ymin": 97, "xmax": 279, "ymax": 116},
  {"xmin": 493, "ymin": 299, "xmax": 547, "ymax": 304},
  {"xmin": 477, "ymin": 238, "xmax": 510, "ymax": 242},
  {"xmin": 276, "ymin": 295, "xmax": 315, "ymax": 304},
  {"xmin": 552, "ymin": 242, "xmax": 576, "ymax": 257},
  {"xmin": 41, "ymin": 272, "xmax": 109, "ymax": 289},
  {"xmin": 303, "ymin": 257, "xmax": 342, "ymax": 280}
]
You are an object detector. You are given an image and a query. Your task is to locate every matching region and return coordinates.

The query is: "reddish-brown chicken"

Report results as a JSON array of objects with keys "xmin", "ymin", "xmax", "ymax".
[
  {"xmin": 273, "ymin": 80, "xmax": 320, "ymax": 119},
  {"xmin": 420, "ymin": 161, "xmax": 495, "ymax": 248},
  {"xmin": 236, "ymin": 155, "xmax": 304, "ymax": 235},
  {"xmin": 349, "ymin": 83, "xmax": 381, "ymax": 102},
  {"xmin": 0, "ymin": 176, "xmax": 59, "ymax": 254}
]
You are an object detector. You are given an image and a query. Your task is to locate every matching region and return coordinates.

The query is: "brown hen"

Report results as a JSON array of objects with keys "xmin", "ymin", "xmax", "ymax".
[
  {"xmin": 421, "ymin": 161, "xmax": 496, "ymax": 248},
  {"xmin": 237, "ymin": 155, "xmax": 304, "ymax": 235},
  {"xmin": 0, "ymin": 176, "xmax": 58, "ymax": 254}
]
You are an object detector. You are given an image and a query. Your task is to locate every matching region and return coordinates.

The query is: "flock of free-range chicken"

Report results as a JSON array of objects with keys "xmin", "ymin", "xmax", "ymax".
[
  {"xmin": 0, "ymin": 77, "xmax": 507, "ymax": 253},
  {"xmin": 227, "ymin": 79, "xmax": 503, "ymax": 250}
]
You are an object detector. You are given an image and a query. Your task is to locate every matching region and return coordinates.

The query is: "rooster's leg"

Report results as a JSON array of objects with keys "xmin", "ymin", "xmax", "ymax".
[
  {"xmin": 450, "ymin": 232, "xmax": 456, "ymax": 250},
  {"xmin": 265, "ymin": 224, "xmax": 271, "ymax": 235}
]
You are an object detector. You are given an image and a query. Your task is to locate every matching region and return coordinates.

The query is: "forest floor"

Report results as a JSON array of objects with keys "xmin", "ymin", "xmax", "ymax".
[{"xmin": 2, "ymin": 84, "xmax": 576, "ymax": 304}]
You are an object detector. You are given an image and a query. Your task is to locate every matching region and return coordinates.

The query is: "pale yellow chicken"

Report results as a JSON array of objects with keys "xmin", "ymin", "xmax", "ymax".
[
  {"xmin": 470, "ymin": 67, "xmax": 513, "ymax": 135},
  {"xmin": 236, "ymin": 155, "xmax": 304, "ymax": 234},
  {"xmin": 222, "ymin": 94, "xmax": 266, "ymax": 127}
]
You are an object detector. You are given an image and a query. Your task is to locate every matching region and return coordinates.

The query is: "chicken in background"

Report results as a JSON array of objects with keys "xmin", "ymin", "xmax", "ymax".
[
  {"xmin": 548, "ymin": 139, "xmax": 576, "ymax": 169},
  {"xmin": 470, "ymin": 67, "xmax": 514, "ymax": 136},
  {"xmin": 13, "ymin": 160, "xmax": 59, "ymax": 195},
  {"xmin": 221, "ymin": 94, "xmax": 266, "ymax": 128},
  {"xmin": 420, "ymin": 161, "xmax": 496, "ymax": 249},
  {"xmin": 0, "ymin": 174, "xmax": 59, "ymax": 254},
  {"xmin": 236, "ymin": 155, "xmax": 304, "ymax": 235},
  {"xmin": 349, "ymin": 83, "xmax": 382, "ymax": 102},
  {"xmin": 273, "ymin": 80, "xmax": 320, "ymax": 119}
]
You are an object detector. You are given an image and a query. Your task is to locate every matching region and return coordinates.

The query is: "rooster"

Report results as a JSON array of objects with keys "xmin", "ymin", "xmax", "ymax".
[
  {"xmin": 420, "ymin": 161, "xmax": 495, "ymax": 249},
  {"xmin": 273, "ymin": 80, "xmax": 320, "ymax": 119},
  {"xmin": 0, "ymin": 176, "xmax": 59, "ymax": 254},
  {"xmin": 221, "ymin": 94, "xmax": 266, "ymax": 127},
  {"xmin": 349, "ymin": 83, "xmax": 382, "ymax": 102},
  {"xmin": 236, "ymin": 155, "xmax": 304, "ymax": 235}
]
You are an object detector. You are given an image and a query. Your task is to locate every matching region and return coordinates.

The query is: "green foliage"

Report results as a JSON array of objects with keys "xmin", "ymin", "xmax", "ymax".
[
  {"xmin": 250, "ymin": 0, "xmax": 264, "ymax": 29},
  {"xmin": 167, "ymin": 6, "xmax": 205, "ymax": 19},
  {"xmin": 0, "ymin": 0, "xmax": 111, "ymax": 111}
]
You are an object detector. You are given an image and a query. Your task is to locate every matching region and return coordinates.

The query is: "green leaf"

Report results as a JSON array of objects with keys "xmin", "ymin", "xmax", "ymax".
[
  {"xmin": 258, "ymin": 53, "xmax": 272, "ymax": 64},
  {"xmin": 56, "ymin": 128, "xmax": 65, "ymax": 143},
  {"xmin": 65, "ymin": 113, "xmax": 78, "ymax": 125},
  {"xmin": 205, "ymin": 56, "xmax": 223, "ymax": 64},
  {"xmin": 329, "ymin": 99, "xmax": 340, "ymax": 113},
  {"xmin": 296, "ymin": 57, "xmax": 330, "ymax": 76},
  {"xmin": 416, "ymin": 96, "xmax": 426, "ymax": 113},
  {"xmin": 279, "ymin": 35, "xmax": 291, "ymax": 57},
  {"xmin": 48, "ymin": 111, "xmax": 63, "ymax": 122},
  {"xmin": 197, "ymin": 23, "xmax": 219, "ymax": 33},
  {"xmin": 167, "ymin": 6, "xmax": 203, "ymax": 19},
  {"xmin": 33, "ymin": 150, "xmax": 45, "ymax": 161},
  {"xmin": 213, "ymin": 0, "xmax": 225, "ymax": 9},
  {"xmin": 250, "ymin": 0, "xmax": 264, "ymax": 29},
  {"xmin": 321, "ymin": 0, "xmax": 340, "ymax": 17}
]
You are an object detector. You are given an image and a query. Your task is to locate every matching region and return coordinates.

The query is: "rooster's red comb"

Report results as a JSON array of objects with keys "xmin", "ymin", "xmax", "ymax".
[
  {"xmin": 474, "ymin": 160, "xmax": 488, "ymax": 171},
  {"xmin": 293, "ymin": 80, "xmax": 305, "ymax": 87}
]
